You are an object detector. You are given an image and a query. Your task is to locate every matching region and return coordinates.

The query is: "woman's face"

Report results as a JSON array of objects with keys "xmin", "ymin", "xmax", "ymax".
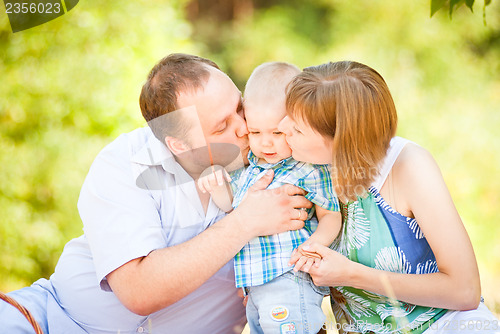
[{"xmin": 278, "ymin": 115, "xmax": 333, "ymax": 165}]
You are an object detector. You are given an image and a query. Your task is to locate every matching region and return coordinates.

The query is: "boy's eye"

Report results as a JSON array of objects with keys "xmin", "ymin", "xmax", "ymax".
[
  {"xmin": 293, "ymin": 127, "xmax": 302, "ymax": 134},
  {"xmin": 273, "ymin": 131, "xmax": 283, "ymax": 135},
  {"xmin": 249, "ymin": 131, "xmax": 260, "ymax": 135}
]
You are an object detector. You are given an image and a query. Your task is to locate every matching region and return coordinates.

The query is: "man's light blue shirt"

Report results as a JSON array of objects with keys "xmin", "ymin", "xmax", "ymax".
[{"xmin": 4, "ymin": 127, "xmax": 246, "ymax": 334}]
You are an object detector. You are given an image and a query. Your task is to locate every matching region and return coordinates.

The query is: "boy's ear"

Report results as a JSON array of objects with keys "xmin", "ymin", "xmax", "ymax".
[{"xmin": 164, "ymin": 136, "xmax": 190, "ymax": 155}]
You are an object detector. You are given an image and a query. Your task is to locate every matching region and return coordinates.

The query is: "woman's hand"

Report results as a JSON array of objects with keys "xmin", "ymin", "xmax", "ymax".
[{"xmin": 289, "ymin": 243, "xmax": 353, "ymax": 287}]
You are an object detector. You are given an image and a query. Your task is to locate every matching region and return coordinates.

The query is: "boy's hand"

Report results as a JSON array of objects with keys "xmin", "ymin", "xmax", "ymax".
[
  {"xmin": 299, "ymin": 248, "xmax": 322, "ymax": 259},
  {"xmin": 290, "ymin": 243, "xmax": 353, "ymax": 287},
  {"xmin": 290, "ymin": 241, "xmax": 322, "ymax": 272},
  {"xmin": 197, "ymin": 165, "xmax": 231, "ymax": 194},
  {"xmin": 237, "ymin": 288, "xmax": 248, "ymax": 307},
  {"xmin": 291, "ymin": 253, "xmax": 322, "ymax": 273}
]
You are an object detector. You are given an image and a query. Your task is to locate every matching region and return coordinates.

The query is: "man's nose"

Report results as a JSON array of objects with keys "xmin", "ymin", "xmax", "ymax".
[
  {"xmin": 234, "ymin": 113, "xmax": 248, "ymax": 138},
  {"xmin": 278, "ymin": 116, "xmax": 291, "ymax": 136}
]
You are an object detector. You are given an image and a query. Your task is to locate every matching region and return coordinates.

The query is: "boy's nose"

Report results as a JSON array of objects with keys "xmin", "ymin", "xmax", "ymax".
[{"xmin": 261, "ymin": 136, "xmax": 273, "ymax": 147}]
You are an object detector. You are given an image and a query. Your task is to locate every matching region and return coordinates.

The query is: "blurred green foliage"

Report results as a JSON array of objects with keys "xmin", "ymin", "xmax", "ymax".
[
  {"xmin": 430, "ymin": 0, "xmax": 491, "ymax": 18},
  {"xmin": 1, "ymin": 0, "xmax": 499, "ymax": 316}
]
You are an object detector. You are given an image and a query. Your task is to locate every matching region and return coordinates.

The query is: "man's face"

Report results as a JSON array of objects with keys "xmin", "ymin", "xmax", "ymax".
[{"xmin": 176, "ymin": 66, "xmax": 249, "ymax": 169}]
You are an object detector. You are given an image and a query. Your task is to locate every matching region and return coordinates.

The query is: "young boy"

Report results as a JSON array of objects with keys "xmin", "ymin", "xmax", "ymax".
[{"xmin": 198, "ymin": 62, "xmax": 342, "ymax": 334}]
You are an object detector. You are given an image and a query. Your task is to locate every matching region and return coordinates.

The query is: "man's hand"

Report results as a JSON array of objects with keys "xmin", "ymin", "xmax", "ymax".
[
  {"xmin": 232, "ymin": 169, "xmax": 312, "ymax": 238},
  {"xmin": 107, "ymin": 171, "xmax": 311, "ymax": 316}
]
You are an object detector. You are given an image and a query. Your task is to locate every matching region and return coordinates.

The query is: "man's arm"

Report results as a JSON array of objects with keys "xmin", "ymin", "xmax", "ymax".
[{"xmin": 107, "ymin": 170, "xmax": 312, "ymax": 315}]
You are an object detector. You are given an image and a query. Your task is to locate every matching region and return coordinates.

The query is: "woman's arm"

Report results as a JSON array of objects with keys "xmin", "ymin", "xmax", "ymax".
[
  {"xmin": 293, "ymin": 144, "xmax": 481, "ymax": 311},
  {"xmin": 389, "ymin": 144, "xmax": 480, "ymax": 309}
]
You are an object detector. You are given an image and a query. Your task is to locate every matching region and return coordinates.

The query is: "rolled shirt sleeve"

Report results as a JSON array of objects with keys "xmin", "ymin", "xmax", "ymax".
[{"xmin": 78, "ymin": 133, "xmax": 166, "ymax": 290}]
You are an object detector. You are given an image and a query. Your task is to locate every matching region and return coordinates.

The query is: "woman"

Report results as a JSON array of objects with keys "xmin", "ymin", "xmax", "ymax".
[{"xmin": 280, "ymin": 61, "xmax": 499, "ymax": 333}]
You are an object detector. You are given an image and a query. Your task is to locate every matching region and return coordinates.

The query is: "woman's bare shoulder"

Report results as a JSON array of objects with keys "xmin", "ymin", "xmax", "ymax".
[
  {"xmin": 392, "ymin": 141, "xmax": 453, "ymax": 214},
  {"xmin": 393, "ymin": 142, "xmax": 440, "ymax": 179}
]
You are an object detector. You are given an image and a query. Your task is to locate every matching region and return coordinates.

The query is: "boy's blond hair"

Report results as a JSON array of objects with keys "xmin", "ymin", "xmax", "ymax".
[{"xmin": 244, "ymin": 62, "xmax": 300, "ymax": 105}]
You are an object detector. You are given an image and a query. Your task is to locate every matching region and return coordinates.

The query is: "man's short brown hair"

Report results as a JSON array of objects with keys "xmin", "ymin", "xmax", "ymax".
[{"xmin": 139, "ymin": 53, "xmax": 220, "ymax": 142}]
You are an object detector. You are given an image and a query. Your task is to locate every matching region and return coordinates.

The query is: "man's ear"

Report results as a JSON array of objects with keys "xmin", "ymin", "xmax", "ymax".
[{"xmin": 164, "ymin": 136, "xmax": 190, "ymax": 154}]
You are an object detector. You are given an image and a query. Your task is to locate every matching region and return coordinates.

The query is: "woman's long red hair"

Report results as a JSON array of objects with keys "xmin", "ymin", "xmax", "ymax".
[{"xmin": 286, "ymin": 61, "xmax": 398, "ymax": 202}]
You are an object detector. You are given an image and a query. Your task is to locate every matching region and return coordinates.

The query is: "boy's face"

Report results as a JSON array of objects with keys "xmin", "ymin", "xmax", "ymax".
[{"xmin": 245, "ymin": 99, "xmax": 292, "ymax": 164}]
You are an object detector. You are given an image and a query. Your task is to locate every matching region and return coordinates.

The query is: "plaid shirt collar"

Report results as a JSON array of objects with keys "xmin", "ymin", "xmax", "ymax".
[{"xmin": 247, "ymin": 150, "xmax": 299, "ymax": 171}]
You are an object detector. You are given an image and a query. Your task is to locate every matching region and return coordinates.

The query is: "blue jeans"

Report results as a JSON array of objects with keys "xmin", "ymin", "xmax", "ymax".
[
  {"xmin": 245, "ymin": 270, "xmax": 328, "ymax": 334},
  {"xmin": 0, "ymin": 279, "xmax": 86, "ymax": 334}
]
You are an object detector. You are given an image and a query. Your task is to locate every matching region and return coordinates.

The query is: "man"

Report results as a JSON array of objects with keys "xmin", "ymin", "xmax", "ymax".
[{"xmin": 1, "ymin": 54, "xmax": 311, "ymax": 333}]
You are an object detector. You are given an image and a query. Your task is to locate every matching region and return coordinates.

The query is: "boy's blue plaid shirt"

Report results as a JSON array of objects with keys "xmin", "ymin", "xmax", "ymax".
[{"xmin": 230, "ymin": 150, "xmax": 339, "ymax": 288}]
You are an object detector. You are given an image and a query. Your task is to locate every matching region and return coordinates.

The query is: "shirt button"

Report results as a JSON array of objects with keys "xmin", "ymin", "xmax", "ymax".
[{"xmin": 137, "ymin": 327, "xmax": 144, "ymax": 333}]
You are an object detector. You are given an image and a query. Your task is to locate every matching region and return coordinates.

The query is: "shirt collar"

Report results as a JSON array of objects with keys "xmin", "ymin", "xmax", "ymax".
[
  {"xmin": 247, "ymin": 150, "xmax": 299, "ymax": 171},
  {"xmin": 130, "ymin": 130, "xmax": 180, "ymax": 174}
]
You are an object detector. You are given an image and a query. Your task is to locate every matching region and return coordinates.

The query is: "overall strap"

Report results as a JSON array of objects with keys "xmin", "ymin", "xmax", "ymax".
[{"xmin": 371, "ymin": 137, "xmax": 414, "ymax": 191}]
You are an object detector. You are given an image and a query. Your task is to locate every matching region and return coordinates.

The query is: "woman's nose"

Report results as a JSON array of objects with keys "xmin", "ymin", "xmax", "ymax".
[{"xmin": 278, "ymin": 116, "xmax": 291, "ymax": 136}]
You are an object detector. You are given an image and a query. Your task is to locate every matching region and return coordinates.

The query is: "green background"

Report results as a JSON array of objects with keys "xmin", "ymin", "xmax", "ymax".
[{"xmin": 1, "ymin": 0, "xmax": 499, "ymax": 318}]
